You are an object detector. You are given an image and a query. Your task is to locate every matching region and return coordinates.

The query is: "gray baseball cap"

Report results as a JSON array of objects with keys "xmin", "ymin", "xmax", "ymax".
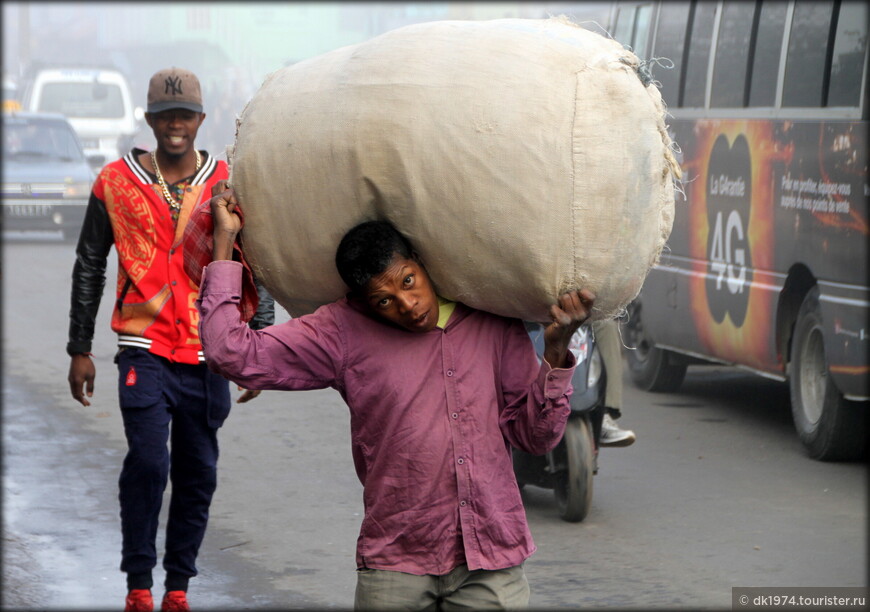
[{"xmin": 147, "ymin": 67, "xmax": 203, "ymax": 113}]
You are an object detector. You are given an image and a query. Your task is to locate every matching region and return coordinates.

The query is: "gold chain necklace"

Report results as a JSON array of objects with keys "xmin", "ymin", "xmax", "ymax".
[{"xmin": 151, "ymin": 149, "xmax": 202, "ymax": 214}]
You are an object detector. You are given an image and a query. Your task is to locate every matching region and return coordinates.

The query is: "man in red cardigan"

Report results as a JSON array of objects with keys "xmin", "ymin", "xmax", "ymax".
[{"xmin": 66, "ymin": 68, "xmax": 269, "ymax": 612}]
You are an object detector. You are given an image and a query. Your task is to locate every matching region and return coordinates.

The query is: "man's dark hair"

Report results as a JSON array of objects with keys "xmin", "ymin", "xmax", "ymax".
[{"xmin": 335, "ymin": 220, "xmax": 414, "ymax": 293}]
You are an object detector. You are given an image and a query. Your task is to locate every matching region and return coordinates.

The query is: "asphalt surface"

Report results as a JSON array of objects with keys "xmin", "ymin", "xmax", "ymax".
[{"xmin": 2, "ymin": 234, "xmax": 867, "ymax": 611}]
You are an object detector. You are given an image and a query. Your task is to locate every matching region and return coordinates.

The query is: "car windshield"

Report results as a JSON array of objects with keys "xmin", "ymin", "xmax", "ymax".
[
  {"xmin": 37, "ymin": 81, "xmax": 125, "ymax": 118},
  {"xmin": 3, "ymin": 119, "xmax": 85, "ymax": 162}
]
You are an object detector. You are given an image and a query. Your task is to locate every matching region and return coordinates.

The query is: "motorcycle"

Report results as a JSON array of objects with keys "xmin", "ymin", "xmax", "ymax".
[{"xmin": 512, "ymin": 322, "xmax": 607, "ymax": 522}]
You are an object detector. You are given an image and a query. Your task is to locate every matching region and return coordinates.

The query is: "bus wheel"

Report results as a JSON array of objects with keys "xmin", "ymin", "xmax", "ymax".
[
  {"xmin": 553, "ymin": 415, "xmax": 594, "ymax": 522},
  {"xmin": 622, "ymin": 302, "xmax": 687, "ymax": 392},
  {"xmin": 789, "ymin": 288, "xmax": 866, "ymax": 461}
]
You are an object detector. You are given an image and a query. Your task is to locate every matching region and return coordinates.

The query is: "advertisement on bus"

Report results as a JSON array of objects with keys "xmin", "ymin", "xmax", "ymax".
[{"xmin": 661, "ymin": 118, "xmax": 868, "ymax": 396}]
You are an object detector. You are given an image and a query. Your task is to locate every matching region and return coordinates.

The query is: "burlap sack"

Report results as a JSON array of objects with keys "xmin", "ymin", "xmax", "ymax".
[{"xmin": 230, "ymin": 17, "xmax": 679, "ymax": 322}]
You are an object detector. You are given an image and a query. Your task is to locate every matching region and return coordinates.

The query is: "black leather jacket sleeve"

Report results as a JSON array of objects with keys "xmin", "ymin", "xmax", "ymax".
[{"xmin": 66, "ymin": 191, "xmax": 115, "ymax": 356}]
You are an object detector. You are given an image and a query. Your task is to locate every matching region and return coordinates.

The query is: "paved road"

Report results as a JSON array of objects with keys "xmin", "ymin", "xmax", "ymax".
[{"xmin": 2, "ymin": 236, "xmax": 866, "ymax": 610}]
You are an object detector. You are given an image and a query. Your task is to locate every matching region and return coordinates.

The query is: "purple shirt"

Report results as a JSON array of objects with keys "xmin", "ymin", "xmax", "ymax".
[{"xmin": 197, "ymin": 260, "xmax": 575, "ymax": 575}]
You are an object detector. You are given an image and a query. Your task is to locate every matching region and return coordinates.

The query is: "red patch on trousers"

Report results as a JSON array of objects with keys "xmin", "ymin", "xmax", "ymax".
[{"xmin": 125, "ymin": 366, "xmax": 137, "ymax": 386}]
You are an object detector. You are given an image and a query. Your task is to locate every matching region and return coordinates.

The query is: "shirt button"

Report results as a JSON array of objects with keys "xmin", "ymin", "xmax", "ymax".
[
  {"xmin": 171, "ymin": 280, "xmax": 177, "ymax": 286},
  {"xmin": 169, "ymin": 248, "xmax": 175, "ymax": 255},
  {"xmin": 547, "ymin": 374, "xmax": 554, "ymax": 381},
  {"xmin": 452, "ymin": 412, "xmax": 458, "ymax": 419},
  {"xmin": 457, "ymin": 458, "xmax": 464, "ymax": 465},
  {"xmin": 170, "ymin": 349, "xmax": 176, "ymax": 355},
  {"xmin": 459, "ymin": 501, "xmax": 467, "ymax": 507},
  {"xmin": 446, "ymin": 369, "xmax": 454, "ymax": 377}
]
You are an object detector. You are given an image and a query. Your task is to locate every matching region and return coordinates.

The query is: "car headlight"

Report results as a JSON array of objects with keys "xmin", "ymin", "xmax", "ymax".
[
  {"xmin": 587, "ymin": 345, "xmax": 602, "ymax": 388},
  {"xmin": 64, "ymin": 181, "xmax": 92, "ymax": 198}
]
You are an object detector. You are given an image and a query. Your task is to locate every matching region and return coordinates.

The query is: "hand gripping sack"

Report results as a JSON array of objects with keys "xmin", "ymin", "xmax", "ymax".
[{"xmin": 229, "ymin": 17, "xmax": 680, "ymax": 322}]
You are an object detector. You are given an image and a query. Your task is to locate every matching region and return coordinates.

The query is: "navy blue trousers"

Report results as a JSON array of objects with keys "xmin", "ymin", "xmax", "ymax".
[{"xmin": 116, "ymin": 348, "xmax": 230, "ymax": 584}]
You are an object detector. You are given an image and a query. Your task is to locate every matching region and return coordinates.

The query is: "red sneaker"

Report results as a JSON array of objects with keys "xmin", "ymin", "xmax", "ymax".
[
  {"xmin": 124, "ymin": 589, "xmax": 154, "ymax": 612},
  {"xmin": 160, "ymin": 590, "xmax": 191, "ymax": 612}
]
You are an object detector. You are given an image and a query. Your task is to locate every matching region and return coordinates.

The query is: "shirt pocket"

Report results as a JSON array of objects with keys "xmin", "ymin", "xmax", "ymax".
[{"xmin": 116, "ymin": 348, "xmax": 164, "ymax": 409}]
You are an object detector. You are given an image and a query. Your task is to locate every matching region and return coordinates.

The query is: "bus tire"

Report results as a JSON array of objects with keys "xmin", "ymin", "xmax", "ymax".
[
  {"xmin": 622, "ymin": 302, "xmax": 687, "ymax": 392},
  {"xmin": 789, "ymin": 288, "xmax": 866, "ymax": 461},
  {"xmin": 553, "ymin": 415, "xmax": 594, "ymax": 523}
]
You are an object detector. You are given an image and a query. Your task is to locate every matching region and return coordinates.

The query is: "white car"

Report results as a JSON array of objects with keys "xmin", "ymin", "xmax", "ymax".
[{"xmin": 24, "ymin": 67, "xmax": 143, "ymax": 170}]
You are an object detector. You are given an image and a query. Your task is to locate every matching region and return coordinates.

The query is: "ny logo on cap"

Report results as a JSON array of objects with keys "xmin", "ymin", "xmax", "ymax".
[{"xmin": 164, "ymin": 76, "xmax": 183, "ymax": 96}]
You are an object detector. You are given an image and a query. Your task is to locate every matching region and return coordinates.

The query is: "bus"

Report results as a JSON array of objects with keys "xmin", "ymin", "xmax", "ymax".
[{"xmin": 606, "ymin": 1, "xmax": 868, "ymax": 460}]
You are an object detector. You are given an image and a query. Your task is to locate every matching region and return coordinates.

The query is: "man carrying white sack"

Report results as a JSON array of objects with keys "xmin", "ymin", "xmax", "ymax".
[{"xmin": 195, "ymin": 182, "xmax": 595, "ymax": 610}]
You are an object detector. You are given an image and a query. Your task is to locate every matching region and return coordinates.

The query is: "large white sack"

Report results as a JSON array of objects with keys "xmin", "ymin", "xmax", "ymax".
[{"xmin": 229, "ymin": 17, "xmax": 679, "ymax": 322}]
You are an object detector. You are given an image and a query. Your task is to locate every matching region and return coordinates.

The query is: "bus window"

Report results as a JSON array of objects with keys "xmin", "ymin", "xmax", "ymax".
[
  {"xmin": 612, "ymin": 3, "xmax": 653, "ymax": 57},
  {"xmin": 782, "ymin": 1, "xmax": 835, "ymax": 107},
  {"xmin": 612, "ymin": 5, "xmax": 635, "ymax": 46},
  {"xmin": 748, "ymin": 2, "xmax": 788, "ymax": 107},
  {"xmin": 711, "ymin": 2, "xmax": 756, "ymax": 108},
  {"xmin": 651, "ymin": 2, "xmax": 691, "ymax": 108},
  {"xmin": 827, "ymin": 1, "xmax": 868, "ymax": 107},
  {"xmin": 682, "ymin": 1, "xmax": 717, "ymax": 107},
  {"xmin": 633, "ymin": 4, "xmax": 653, "ymax": 59}
]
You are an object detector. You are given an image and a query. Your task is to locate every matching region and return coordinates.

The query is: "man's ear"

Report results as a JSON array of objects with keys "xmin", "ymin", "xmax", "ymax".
[
  {"xmin": 348, "ymin": 290, "xmax": 381, "ymax": 318},
  {"xmin": 347, "ymin": 287, "xmax": 369, "ymax": 307}
]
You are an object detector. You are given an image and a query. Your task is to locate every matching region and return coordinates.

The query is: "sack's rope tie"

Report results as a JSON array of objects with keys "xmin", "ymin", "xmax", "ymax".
[{"xmin": 619, "ymin": 54, "xmax": 675, "ymax": 88}]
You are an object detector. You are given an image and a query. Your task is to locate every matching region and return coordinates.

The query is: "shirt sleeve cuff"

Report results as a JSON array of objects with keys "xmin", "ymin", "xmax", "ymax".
[
  {"xmin": 538, "ymin": 351, "xmax": 577, "ymax": 399},
  {"xmin": 202, "ymin": 260, "xmax": 245, "ymax": 295}
]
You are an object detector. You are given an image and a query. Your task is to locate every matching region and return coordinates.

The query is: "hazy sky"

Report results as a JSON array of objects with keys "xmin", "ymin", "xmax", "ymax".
[
  {"xmin": 3, "ymin": 2, "xmax": 613, "ymax": 86},
  {"xmin": 2, "ymin": 2, "xmax": 613, "ymax": 153}
]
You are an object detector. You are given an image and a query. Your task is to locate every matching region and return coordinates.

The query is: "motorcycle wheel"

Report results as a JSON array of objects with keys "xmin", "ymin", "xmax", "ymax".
[{"xmin": 553, "ymin": 415, "xmax": 594, "ymax": 522}]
